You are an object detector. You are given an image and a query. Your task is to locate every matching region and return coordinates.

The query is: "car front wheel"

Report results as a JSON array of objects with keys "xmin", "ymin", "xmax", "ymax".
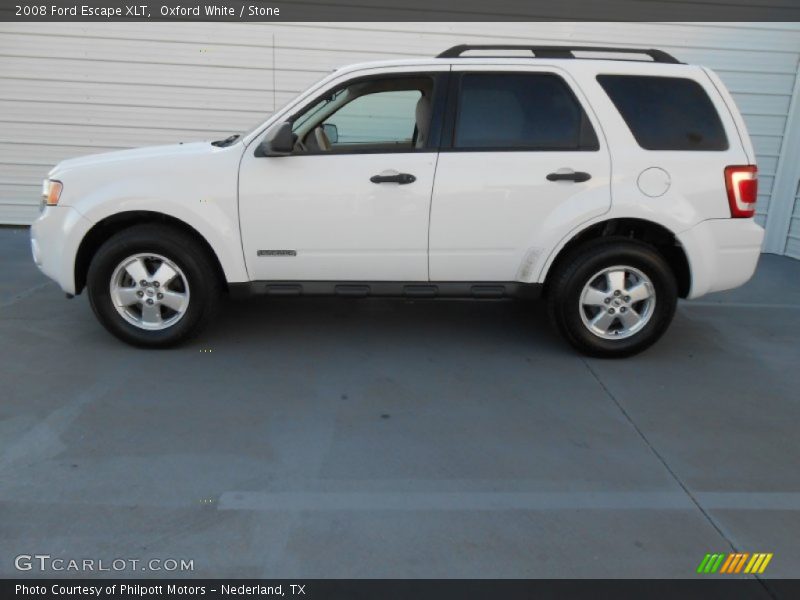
[{"xmin": 87, "ymin": 224, "xmax": 221, "ymax": 347}]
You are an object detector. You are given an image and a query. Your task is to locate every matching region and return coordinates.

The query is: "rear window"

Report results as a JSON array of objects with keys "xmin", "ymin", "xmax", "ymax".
[{"xmin": 597, "ymin": 75, "xmax": 728, "ymax": 151}]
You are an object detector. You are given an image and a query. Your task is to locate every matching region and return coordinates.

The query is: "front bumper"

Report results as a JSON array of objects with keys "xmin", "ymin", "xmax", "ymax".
[
  {"xmin": 677, "ymin": 218, "xmax": 765, "ymax": 299},
  {"xmin": 30, "ymin": 206, "xmax": 93, "ymax": 295}
]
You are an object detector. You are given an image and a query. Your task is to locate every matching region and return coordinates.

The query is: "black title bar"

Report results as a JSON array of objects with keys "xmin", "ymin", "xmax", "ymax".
[
  {"xmin": 5, "ymin": 579, "xmax": 800, "ymax": 600},
  {"xmin": 3, "ymin": 0, "xmax": 800, "ymax": 21}
]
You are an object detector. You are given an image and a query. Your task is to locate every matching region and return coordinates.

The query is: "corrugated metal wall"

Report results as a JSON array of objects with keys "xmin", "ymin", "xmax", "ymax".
[
  {"xmin": 788, "ymin": 186, "xmax": 800, "ymax": 258},
  {"xmin": 0, "ymin": 22, "xmax": 799, "ymax": 256},
  {"xmin": 777, "ymin": 72, "xmax": 800, "ymax": 259}
]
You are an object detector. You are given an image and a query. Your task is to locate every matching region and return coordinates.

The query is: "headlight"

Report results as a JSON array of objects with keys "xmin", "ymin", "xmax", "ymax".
[{"xmin": 42, "ymin": 179, "xmax": 63, "ymax": 208}]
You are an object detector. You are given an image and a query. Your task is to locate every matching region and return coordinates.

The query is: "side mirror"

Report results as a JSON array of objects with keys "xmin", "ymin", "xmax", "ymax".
[
  {"xmin": 322, "ymin": 123, "xmax": 339, "ymax": 144},
  {"xmin": 255, "ymin": 121, "xmax": 294, "ymax": 157}
]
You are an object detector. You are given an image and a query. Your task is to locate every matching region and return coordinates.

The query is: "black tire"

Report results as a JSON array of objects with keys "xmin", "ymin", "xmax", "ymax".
[
  {"xmin": 86, "ymin": 224, "xmax": 222, "ymax": 348},
  {"xmin": 547, "ymin": 238, "xmax": 678, "ymax": 358}
]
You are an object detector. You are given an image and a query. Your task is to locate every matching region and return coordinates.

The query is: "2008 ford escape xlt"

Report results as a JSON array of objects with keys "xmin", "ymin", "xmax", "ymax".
[{"xmin": 31, "ymin": 45, "xmax": 764, "ymax": 357}]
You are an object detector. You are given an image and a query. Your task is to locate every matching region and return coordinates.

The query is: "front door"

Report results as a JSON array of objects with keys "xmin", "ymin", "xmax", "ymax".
[{"xmin": 238, "ymin": 71, "xmax": 446, "ymax": 282}]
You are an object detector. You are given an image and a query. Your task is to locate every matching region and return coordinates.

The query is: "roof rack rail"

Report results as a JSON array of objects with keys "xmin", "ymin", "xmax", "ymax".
[{"xmin": 436, "ymin": 45, "xmax": 681, "ymax": 64}]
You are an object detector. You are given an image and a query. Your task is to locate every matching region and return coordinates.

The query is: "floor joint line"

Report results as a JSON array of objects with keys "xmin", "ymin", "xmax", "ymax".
[{"xmin": 583, "ymin": 358, "xmax": 780, "ymax": 598}]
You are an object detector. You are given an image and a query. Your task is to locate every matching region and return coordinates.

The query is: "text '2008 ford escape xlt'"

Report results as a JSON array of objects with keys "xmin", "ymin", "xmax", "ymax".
[{"xmin": 31, "ymin": 45, "xmax": 764, "ymax": 357}]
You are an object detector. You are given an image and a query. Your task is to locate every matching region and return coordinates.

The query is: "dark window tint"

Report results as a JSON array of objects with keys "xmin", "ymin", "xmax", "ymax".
[
  {"xmin": 597, "ymin": 75, "xmax": 728, "ymax": 151},
  {"xmin": 454, "ymin": 73, "xmax": 599, "ymax": 150}
]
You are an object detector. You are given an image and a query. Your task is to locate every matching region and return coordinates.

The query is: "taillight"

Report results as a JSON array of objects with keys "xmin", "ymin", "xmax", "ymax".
[{"xmin": 724, "ymin": 165, "xmax": 758, "ymax": 218}]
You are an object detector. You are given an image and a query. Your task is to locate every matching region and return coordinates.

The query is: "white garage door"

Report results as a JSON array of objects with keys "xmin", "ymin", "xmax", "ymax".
[{"xmin": 0, "ymin": 22, "xmax": 798, "ymax": 256}]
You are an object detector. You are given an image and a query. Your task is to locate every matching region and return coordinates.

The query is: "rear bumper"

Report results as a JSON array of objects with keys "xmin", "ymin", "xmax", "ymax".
[
  {"xmin": 677, "ymin": 218, "xmax": 764, "ymax": 299},
  {"xmin": 30, "ymin": 206, "xmax": 93, "ymax": 295}
]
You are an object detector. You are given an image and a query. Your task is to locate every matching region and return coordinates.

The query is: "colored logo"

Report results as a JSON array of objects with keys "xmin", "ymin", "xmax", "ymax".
[{"xmin": 697, "ymin": 552, "xmax": 773, "ymax": 574}]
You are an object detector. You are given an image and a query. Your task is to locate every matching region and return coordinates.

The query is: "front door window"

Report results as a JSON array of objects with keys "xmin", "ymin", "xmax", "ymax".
[{"xmin": 291, "ymin": 77, "xmax": 435, "ymax": 153}]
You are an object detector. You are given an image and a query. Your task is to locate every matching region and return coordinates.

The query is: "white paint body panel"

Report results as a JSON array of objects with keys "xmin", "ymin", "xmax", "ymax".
[
  {"xmin": 429, "ymin": 149, "xmax": 610, "ymax": 281},
  {"xmin": 678, "ymin": 218, "xmax": 765, "ymax": 298},
  {"xmin": 239, "ymin": 152, "xmax": 437, "ymax": 281},
  {"xmin": 29, "ymin": 206, "xmax": 92, "ymax": 294},
  {"xmin": 576, "ymin": 61, "xmax": 751, "ymax": 228},
  {"xmin": 36, "ymin": 141, "xmax": 250, "ymax": 292}
]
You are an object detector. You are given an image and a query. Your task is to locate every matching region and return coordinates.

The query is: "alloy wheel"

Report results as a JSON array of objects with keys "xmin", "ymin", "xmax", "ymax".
[
  {"xmin": 578, "ymin": 265, "xmax": 656, "ymax": 340},
  {"xmin": 109, "ymin": 253, "xmax": 190, "ymax": 331}
]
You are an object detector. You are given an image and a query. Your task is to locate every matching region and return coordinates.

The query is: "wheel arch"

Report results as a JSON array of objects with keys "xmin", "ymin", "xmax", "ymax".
[
  {"xmin": 74, "ymin": 211, "xmax": 227, "ymax": 295},
  {"xmin": 542, "ymin": 218, "xmax": 691, "ymax": 299}
]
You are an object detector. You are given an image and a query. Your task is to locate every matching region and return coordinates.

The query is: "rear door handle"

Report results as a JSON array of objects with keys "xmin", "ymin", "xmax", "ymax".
[
  {"xmin": 546, "ymin": 171, "xmax": 591, "ymax": 183},
  {"xmin": 370, "ymin": 172, "xmax": 416, "ymax": 185}
]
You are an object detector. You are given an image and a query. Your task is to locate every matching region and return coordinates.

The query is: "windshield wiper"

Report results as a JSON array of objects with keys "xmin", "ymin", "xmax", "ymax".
[{"xmin": 211, "ymin": 134, "xmax": 240, "ymax": 147}]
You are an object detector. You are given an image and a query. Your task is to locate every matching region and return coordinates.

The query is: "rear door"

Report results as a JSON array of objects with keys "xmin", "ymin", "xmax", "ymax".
[{"xmin": 429, "ymin": 66, "xmax": 611, "ymax": 281}]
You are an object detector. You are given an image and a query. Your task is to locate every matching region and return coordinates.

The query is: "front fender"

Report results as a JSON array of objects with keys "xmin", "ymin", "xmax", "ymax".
[
  {"xmin": 76, "ymin": 198, "xmax": 248, "ymax": 284},
  {"xmin": 57, "ymin": 144, "xmax": 249, "ymax": 284}
]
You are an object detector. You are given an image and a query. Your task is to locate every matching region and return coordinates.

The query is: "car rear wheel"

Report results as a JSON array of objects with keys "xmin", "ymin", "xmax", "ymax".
[
  {"xmin": 87, "ymin": 224, "xmax": 221, "ymax": 347},
  {"xmin": 547, "ymin": 238, "xmax": 678, "ymax": 357}
]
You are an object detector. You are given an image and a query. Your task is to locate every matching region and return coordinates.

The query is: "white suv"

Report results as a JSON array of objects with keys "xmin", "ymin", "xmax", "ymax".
[{"xmin": 30, "ymin": 45, "xmax": 764, "ymax": 357}]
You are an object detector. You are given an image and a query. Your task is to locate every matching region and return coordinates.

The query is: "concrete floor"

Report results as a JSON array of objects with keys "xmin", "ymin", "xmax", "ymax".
[{"xmin": 1, "ymin": 225, "xmax": 799, "ymax": 581}]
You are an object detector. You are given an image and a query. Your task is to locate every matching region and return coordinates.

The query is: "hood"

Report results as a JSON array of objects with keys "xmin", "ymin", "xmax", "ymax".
[{"xmin": 48, "ymin": 142, "xmax": 226, "ymax": 179}]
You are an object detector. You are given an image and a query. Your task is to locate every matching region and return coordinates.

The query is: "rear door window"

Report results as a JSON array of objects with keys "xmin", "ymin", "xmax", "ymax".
[
  {"xmin": 597, "ymin": 75, "xmax": 728, "ymax": 150},
  {"xmin": 452, "ymin": 73, "xmax": 599, "ymax": 151}
]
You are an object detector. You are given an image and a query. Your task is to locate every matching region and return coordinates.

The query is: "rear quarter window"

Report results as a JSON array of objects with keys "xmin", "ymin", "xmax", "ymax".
[{"xmin": 597, "ymin": 75, "xmax": 728, "ymax": 151}]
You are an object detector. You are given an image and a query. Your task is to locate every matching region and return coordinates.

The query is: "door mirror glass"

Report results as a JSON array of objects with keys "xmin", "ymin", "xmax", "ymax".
[
  {"xmin": 256, "ymin": 121, "xmax": 294, "ymax": 157},
  {"xmin": 322, "ymin": 123, "xmax": 339, "ymax": 144}
]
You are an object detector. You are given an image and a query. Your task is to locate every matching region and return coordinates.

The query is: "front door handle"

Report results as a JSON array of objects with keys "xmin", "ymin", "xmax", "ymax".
[
  {"xmin": 370, "ymin": 172, "xmax": 416, "ymax": 185},
  {"xmin": 546, "ymin": 170, "xmax": 591, "ymax": 183}
]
